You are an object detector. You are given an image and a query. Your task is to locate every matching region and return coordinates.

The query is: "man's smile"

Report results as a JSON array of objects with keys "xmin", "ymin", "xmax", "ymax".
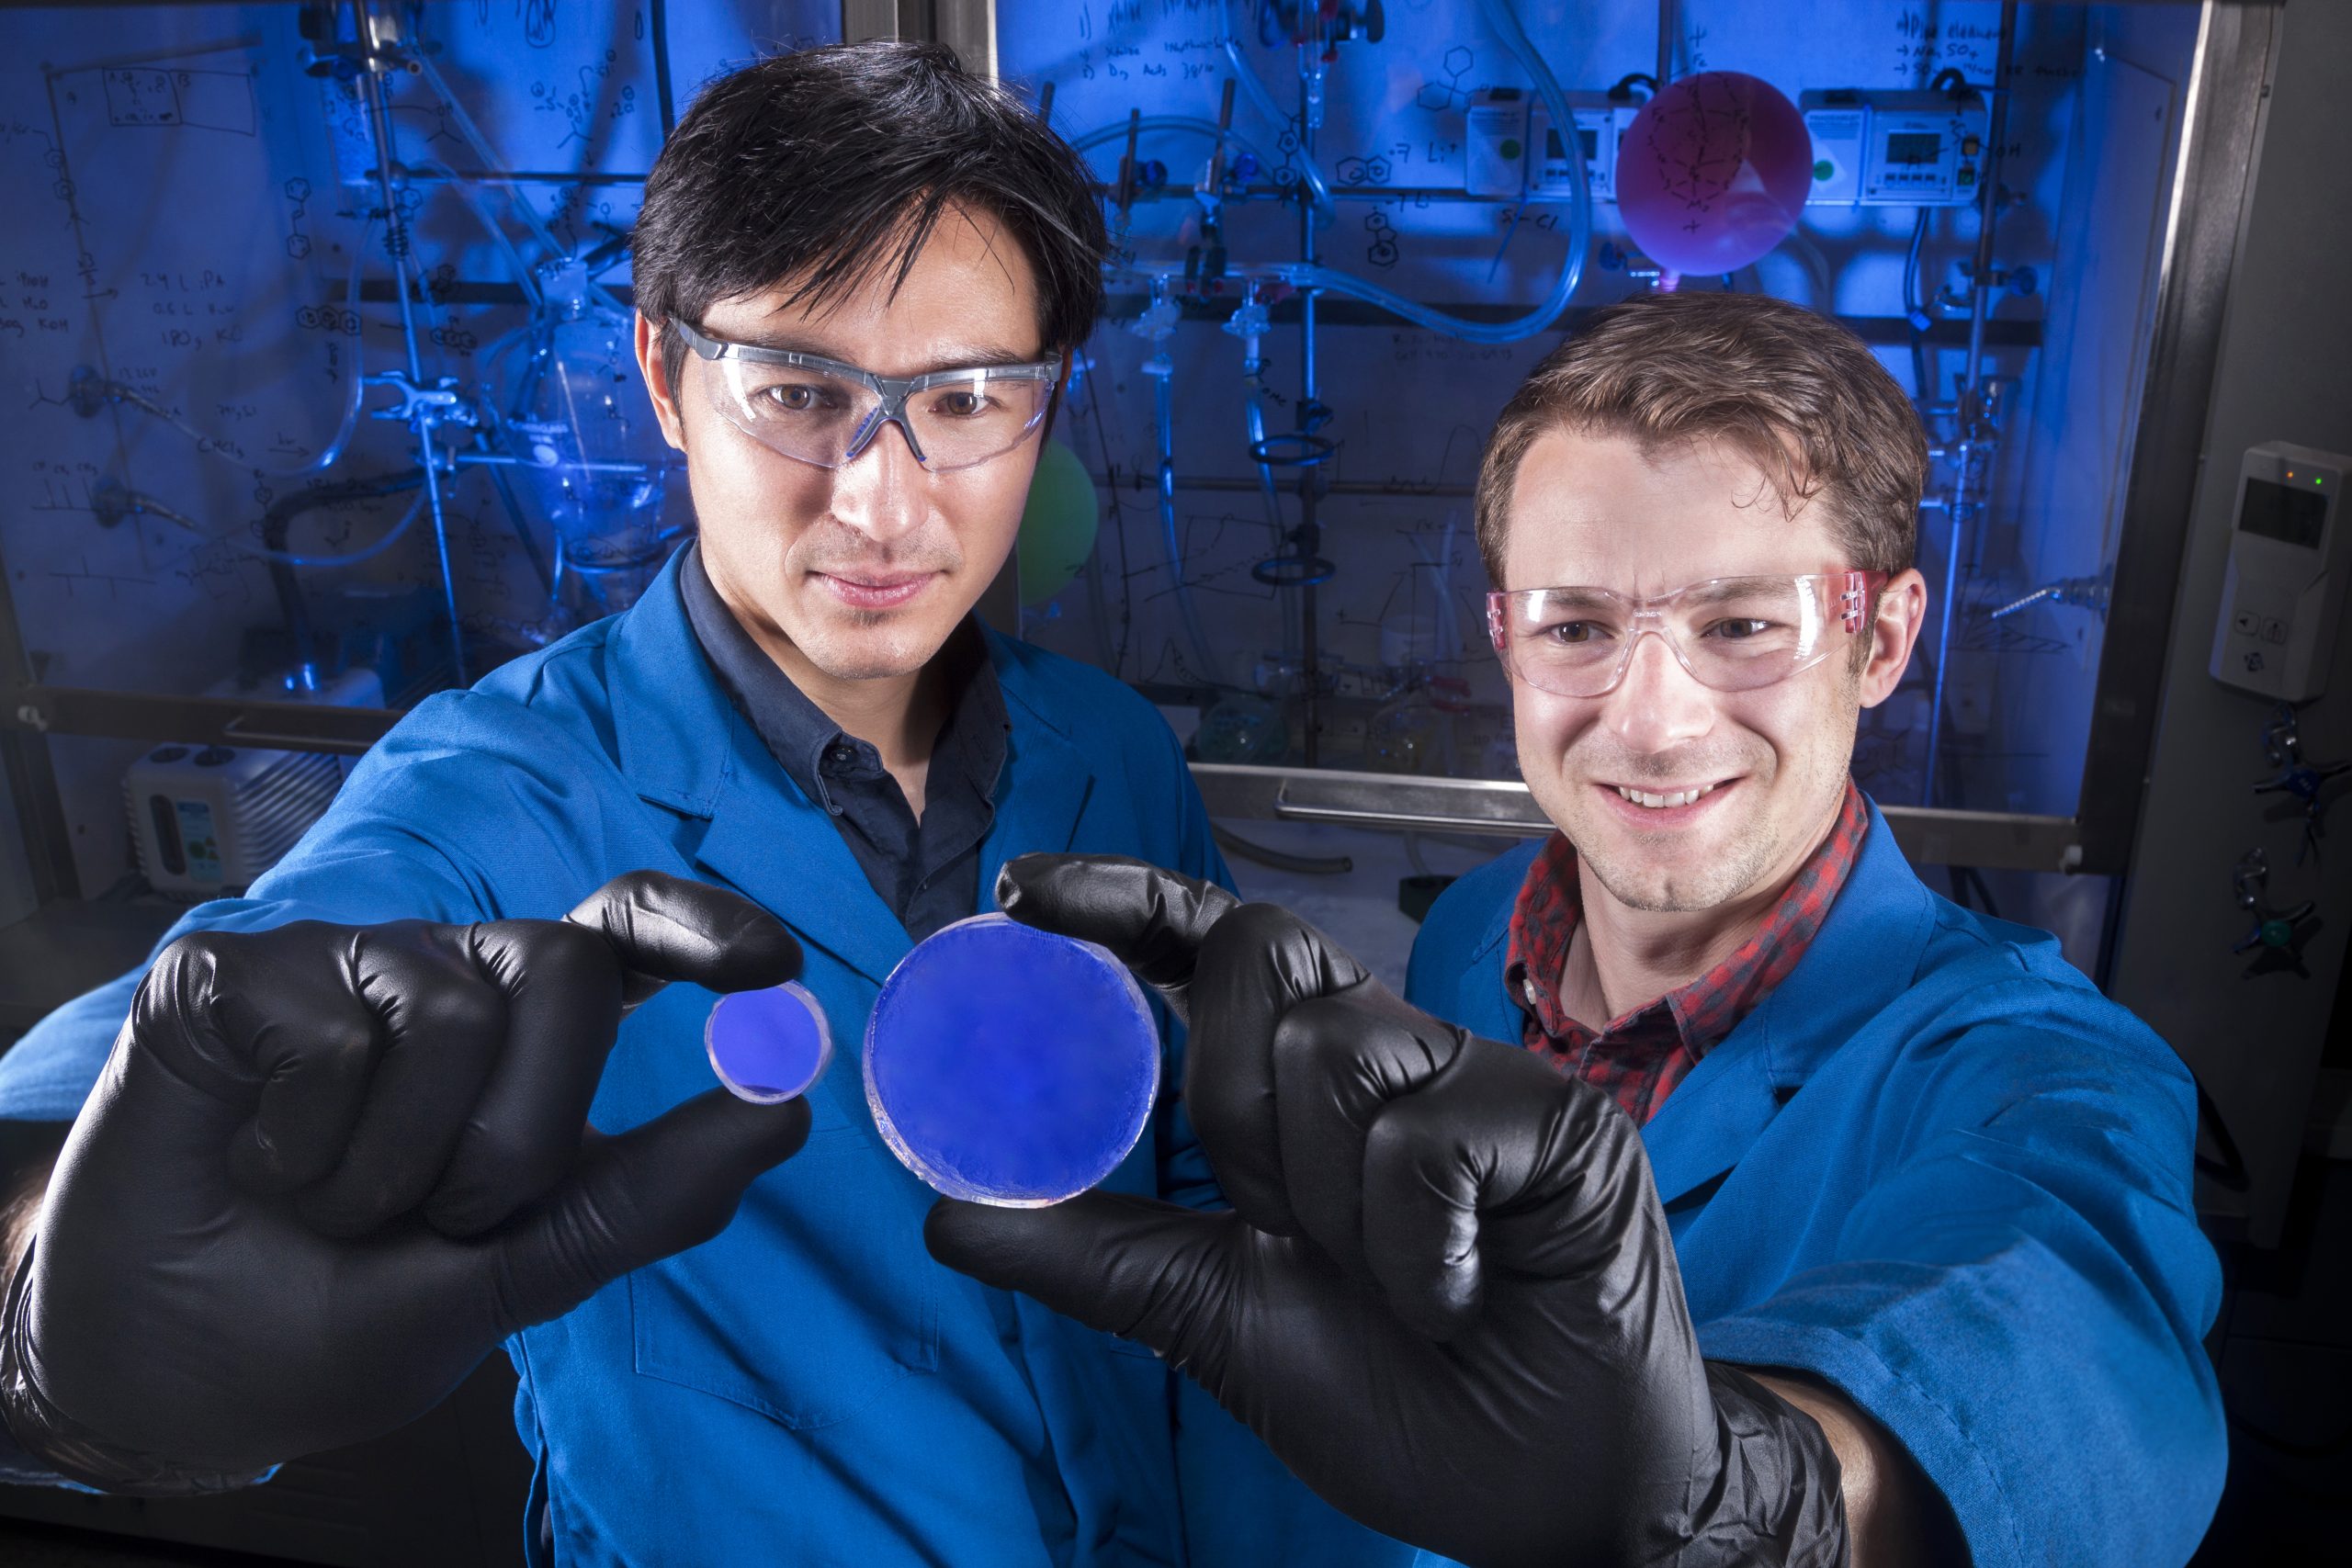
[{"xmin": 1590, "ymin": 774, "xmax": 1743, "ymax": 825}]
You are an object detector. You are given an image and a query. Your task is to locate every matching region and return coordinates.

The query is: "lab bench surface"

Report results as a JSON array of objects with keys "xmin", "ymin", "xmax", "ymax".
[{"xmin": 0, "ymin": 1359, "xmax": 530, "ymax": 1568}]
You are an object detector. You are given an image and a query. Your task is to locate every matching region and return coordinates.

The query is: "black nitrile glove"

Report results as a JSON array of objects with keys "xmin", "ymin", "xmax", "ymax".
[
  {"xmin": 0, "ymin": 872, "xmax": 811, "ymax": 1495},
  {"xmin": 925, "ymin": 855, "xmax": 1848, "ymax": 1568}
]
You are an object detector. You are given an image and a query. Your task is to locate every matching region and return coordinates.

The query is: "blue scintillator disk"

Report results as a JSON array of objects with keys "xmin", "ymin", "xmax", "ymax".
[
  {"xmin": 865, "ymin": 913, "xmax": 1159, "ymax": 1207},
  {"xmin": 706, "ymin": 981, "xmax": 833, "ymax": 1104}
]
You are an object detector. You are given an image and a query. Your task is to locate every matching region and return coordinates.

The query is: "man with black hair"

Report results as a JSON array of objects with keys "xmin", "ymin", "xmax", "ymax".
[{"xmin": 0, "ymin": 39, "xmax": 1296, "ymax": 1567}]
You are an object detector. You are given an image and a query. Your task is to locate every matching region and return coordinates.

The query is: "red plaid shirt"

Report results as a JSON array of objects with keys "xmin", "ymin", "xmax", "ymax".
[{"xmin": 1503, "ymin": 779, "xmax": 1870, "ymax": 1125}]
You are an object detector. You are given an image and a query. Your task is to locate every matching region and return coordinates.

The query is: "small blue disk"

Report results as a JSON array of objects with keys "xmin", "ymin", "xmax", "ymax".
[
  {"xmin": 865, "ymin": 913, "xmax": 1159, "ymax": 1207},
  {"xmin": 706, "ymin": 981, "xmax": 833, "ymax": 1104}
]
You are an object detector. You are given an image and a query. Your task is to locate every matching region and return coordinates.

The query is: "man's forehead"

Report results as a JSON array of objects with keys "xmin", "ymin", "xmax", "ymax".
[
  {"xmin": 705, "ymin": 317, "xmax": 1039, "ymax": 371},
  {"xmin": 696, "ymin": 290, "xmax": 1044, "ymax": 378},
  {"xmin": 695, "ymin": 201, "xmax": 1044, "ymax": 363},
  {"xmin": 1502, "ymin": 425, "xmax": 1837, "ymax": 586}
]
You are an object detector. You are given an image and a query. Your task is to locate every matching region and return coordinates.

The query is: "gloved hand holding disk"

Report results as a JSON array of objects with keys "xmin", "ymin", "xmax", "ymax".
[
  {"xmin": 0, "ymin": 871, "xmax": 811, "ymax": 1495},
  {"xmin": 925, "ymin": 856, "xmax": 1850, "ymax": 1568},
  {"xmin": 865, "ymin": 914, "xmax": 1159, "ymax": 1206}
]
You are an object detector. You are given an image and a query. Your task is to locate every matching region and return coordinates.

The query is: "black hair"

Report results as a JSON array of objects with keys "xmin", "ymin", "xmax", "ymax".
[{"xmin": 631, "ymin": 40, "xmax": 1106, "ymax": 394}]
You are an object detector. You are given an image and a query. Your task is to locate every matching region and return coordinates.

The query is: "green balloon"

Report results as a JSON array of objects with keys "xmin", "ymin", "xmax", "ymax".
[{"xmin": 1018, "ymin": 437, "xmax": 1100, "ymax": 604}]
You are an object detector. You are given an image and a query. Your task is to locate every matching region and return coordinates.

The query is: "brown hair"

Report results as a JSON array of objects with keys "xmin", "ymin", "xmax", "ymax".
[{"xmin": 1472, "ymin": 292, "xmax": 1929, "ymax": 586}]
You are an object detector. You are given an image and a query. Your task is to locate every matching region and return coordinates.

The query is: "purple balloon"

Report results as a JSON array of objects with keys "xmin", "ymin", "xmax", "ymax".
[
  {"xmin": 1615, "ymin": 72, "xmax": 1813, "ymax": 285},
  {"xmin": 706, "ymin": 981, "xmax": 833, "ymax": 1104}
]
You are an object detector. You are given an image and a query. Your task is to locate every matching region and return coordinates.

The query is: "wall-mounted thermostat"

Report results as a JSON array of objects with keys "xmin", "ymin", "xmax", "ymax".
[{"xmin": 2209, "ymin": 442, "xmax": 2348, "ymax": 702}]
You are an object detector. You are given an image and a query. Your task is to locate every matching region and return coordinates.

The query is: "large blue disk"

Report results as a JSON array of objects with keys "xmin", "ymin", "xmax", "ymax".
[{"xmin": 865, "ymin": 914, "xmax": 1159, "ymax": 1207}]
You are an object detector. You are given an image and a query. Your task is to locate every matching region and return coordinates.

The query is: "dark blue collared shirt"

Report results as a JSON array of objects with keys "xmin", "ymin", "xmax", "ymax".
[{"xmin": 678, "ymin": 543, "xmax": 1008, "ymax": 942}]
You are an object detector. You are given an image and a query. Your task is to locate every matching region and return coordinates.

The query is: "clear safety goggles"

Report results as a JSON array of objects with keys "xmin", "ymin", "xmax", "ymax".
[
  {"xmin": 671, "ymin": 318, "xmax": 1061, "ymax": 473},
  {"xmin": 1487, "ymin": 570, "xmax": 1884, "ymax": 698}
]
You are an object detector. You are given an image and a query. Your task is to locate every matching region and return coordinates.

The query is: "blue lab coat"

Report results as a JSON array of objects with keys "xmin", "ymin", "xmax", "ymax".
[
  {"xmin": 1393, "ymin": 806, "xmax": 2229, "ymax": 1568},
  {"xmin": 0, "ymin": 549, "xmax": 1238, "ymax": 1567}
]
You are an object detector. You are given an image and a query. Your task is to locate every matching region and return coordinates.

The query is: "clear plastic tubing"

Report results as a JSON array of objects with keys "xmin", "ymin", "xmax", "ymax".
[
  {"xmin": 864, "ymin": 914, "xmax": 1159, "ymax": 1207},
  {"xmin": 1065, "ymin": 117, "xmax": 1328, "ymax": 223},
  {"xmin": 1148, "ymin": 350, "xmax": 1226, "ymax": 686},
  {"xmin": 1071, "ymin": 6, "xmax": 1587, "ymax": 344},
  {"xmin": 1216, "ymin": 0, "xmax": 1339, "ymax": 220},
  {"xmin": 1275, "ymin": 0, "xmax": 1593, "ymax": 344}
]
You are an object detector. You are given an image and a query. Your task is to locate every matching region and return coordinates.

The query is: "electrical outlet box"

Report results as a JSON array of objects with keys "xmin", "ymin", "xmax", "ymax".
[
  {"xmin": 1800, "ymin": 92, "xmax": 1867, "ymax": 205},
  {"xmin": 1466, "ymin": 88, "xmax": 1528, "ymax": 197},
  {"xmin": 2210, "ymin": 442, "xmax": 2349, "ymax": 702}
]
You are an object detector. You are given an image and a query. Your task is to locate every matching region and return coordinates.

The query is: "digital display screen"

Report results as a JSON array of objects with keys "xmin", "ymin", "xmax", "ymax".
[
  {"xmin": 2240, "ymin": 476, "xmax": 2328, "ymax": 549},
  {"xmin": 1884, "ymin": 131, "xmax": 1942, "ymax": 166},
  {"xmin": 1577, "ymin": 126, "xmax": 1598, "ymax": 159}
]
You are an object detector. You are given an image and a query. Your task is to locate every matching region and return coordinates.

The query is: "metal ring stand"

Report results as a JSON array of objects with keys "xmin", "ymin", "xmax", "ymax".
[
  {"xmin": 1251, "ymin": 554, "xmax": 1338, "ymax": 587},
  {"xmin": 1247, "ymin": 431, "xmax": 1339, "ymax": 468}
]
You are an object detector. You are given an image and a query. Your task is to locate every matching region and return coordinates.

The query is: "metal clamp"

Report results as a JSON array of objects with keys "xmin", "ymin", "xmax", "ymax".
[{"xmin": 365, "ymin": 369, "xmax": 479, "ymax": 433}]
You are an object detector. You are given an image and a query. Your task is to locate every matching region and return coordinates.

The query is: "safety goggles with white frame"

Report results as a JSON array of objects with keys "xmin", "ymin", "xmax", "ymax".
[{"xmin": 1487, "ymin": 570, "xmax": 1886, "ymax": 698}]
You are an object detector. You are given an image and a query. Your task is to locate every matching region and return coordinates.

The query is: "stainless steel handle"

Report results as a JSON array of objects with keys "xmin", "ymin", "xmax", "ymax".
[
  {"xmin": 220, "ymin": 717, "xmax": 373, "ymax": 755},
  {"xmin": 1271, "ymin": 780, "xmax": 1542, "ymax": 837}
]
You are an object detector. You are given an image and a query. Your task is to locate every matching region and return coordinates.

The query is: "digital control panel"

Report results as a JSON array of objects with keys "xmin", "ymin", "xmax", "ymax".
[
  {"xmin": 2210, "ymin": 442, "xmax": 2348, "ymax": 702},
  {"xmin": 1529, "ymin": 96, "xmax": 1637, "ymax": 203},
  {"xmin": 1801, "ymin": 90, "xmax": 1986, "ymax": 207}
]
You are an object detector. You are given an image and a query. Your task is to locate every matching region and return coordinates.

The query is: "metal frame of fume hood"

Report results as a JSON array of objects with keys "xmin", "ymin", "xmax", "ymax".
[
  {"xmin": 0, "ymin": 3, "xmax": 2278, "ymax": 890},
  {"xmin": 1095, "ymin": 0, "xmax": 2282, "ymax": 880}
]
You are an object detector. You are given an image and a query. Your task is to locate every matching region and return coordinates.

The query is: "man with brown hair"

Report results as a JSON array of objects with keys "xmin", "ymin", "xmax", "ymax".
[{"xmin": 930, "ymin": 293, "xmax": 2226, "ymax": 1567}]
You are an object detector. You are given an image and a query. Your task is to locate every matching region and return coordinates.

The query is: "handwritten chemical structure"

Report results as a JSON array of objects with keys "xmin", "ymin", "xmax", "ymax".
[
  {"xmin": 100, "ymin": 67, "xmax": 257, "ymax": 136},
  {"xmin": 1414, "ymin": 47, "xmax": 1476, "ymax": 114},
  {"xmin": 282, "ymin": 177, "xmax": 314, "ymax": 260}
]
